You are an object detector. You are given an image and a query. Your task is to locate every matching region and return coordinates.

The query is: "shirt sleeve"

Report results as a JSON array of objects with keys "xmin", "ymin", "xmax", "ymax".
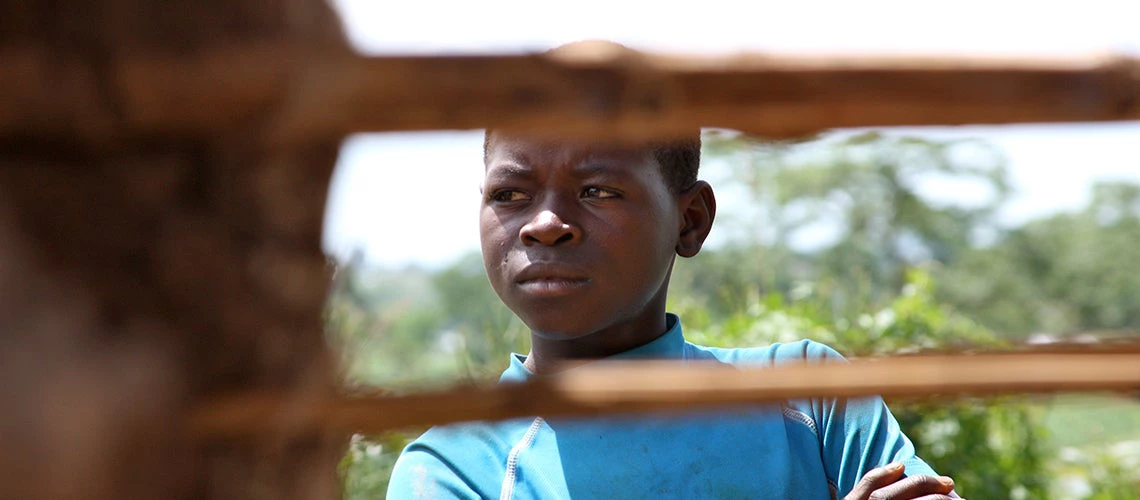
[
  {"xmin": 804, "ymin": 341, "xmax": 939, "ymax": 495},
  {"xmin": 386, "ymin": 449, "xmax": 481, "ymax": 500}
]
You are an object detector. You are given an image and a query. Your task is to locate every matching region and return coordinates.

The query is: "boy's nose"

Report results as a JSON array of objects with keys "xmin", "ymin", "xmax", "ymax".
[{"xmin": 520, "ymin": 210, "xmax": 581, "ymax": 246}]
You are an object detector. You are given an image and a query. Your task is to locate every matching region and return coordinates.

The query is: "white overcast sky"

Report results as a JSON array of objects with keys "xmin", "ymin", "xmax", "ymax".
[{"xmin": 322, "ymin": 0, "xmax": 1140, "ymax": 267}]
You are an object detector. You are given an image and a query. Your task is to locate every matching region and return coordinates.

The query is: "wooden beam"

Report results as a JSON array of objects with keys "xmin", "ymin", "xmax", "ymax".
[
  {"xmin": 278, "ymin": 50, "xmax": 1140, "ymax": 143},
  {"xmin": 3, "ymin": 45, "xmax": 1138, "ymax": 144},
  {"xmin": 190, "ymin": 350, "xmax": 1140, "ymax": 438}
]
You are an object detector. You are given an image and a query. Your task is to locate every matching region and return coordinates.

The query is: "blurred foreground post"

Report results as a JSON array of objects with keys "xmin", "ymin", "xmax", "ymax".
[{"xmin": 0, "ymin": 1, "xmax": 349, "ymax": 498}]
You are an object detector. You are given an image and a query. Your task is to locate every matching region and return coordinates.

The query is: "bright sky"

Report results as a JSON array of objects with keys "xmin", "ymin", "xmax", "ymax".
[{"xmin": 322, "ymin": 0, "xmax": 1140, "ymax": 267}]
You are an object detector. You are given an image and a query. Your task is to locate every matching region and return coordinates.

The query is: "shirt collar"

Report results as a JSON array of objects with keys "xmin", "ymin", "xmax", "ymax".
[{"xmin": 500, "ymin": 313, "xmax": 685, "ymax": 383}]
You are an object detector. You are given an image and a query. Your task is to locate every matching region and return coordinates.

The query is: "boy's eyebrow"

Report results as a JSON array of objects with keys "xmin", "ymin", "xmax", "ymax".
[
  {"xmin": 572, "ymin": 162, "xmax": 635, "ymax": 180},
  {"xmin": 485, "ymin": 163, "xmax": 532, "ymax": 180}
]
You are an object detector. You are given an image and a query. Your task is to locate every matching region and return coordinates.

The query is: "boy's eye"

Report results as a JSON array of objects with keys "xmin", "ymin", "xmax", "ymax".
[
  {"xmin": 581, "ymin": 186, "xmax": 621, "ymax": 199},
  {"xmin": 490, "ymin": 190, "xmax": 530, "ymax": 203}
]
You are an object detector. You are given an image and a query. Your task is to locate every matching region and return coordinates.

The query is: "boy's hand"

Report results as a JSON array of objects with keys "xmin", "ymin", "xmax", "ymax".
[{"xmin": 844, "ymin": 462, "xmax": 961, "ymax": 500}]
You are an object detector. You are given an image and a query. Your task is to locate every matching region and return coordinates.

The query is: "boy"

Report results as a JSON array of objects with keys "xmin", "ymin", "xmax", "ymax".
[{"xmin": 387, "ymin": 129, "xmax": 960, "ymax": 499}]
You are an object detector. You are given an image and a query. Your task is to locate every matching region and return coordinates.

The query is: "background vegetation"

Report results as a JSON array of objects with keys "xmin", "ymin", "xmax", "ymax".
[{"xmin": 328, "ymin": 131, "xmax": 1140, "ymax": 498}]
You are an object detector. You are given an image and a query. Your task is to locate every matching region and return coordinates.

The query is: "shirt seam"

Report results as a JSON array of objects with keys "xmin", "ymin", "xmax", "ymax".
[
  {"xmin": 781, "ymin": 404, "xmax": 839, "ymax": 497},
  {"xmin": 781, "ymin": 405, "xmax": 818, "ymax": 436},
  {"xmin": 499, "ymin": 417, "xmax": 544, "ymax": 500}
]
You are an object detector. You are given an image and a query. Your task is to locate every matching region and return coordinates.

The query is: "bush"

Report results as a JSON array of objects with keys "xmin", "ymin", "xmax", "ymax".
[{"xmin": 675, "ymin": 269, "xmax": 1050, "ymax": 498}]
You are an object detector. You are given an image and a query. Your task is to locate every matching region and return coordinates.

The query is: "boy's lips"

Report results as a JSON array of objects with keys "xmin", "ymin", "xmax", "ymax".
[{"xmin": 514, "ymin": 263, "xmax": 591, "ymax": 297}]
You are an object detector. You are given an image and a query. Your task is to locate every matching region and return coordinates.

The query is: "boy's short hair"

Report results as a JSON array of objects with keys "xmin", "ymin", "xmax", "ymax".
[
  {"xmin": 483, "ymin": 131, "xmax": 702, "ymax": 193},
  {"xmin": 649, "ymin": 134, "xmax": 701, "ymax": 192}
]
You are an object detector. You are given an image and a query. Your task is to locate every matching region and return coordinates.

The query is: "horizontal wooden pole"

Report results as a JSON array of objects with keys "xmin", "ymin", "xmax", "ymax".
[
  {"xmin": 3, "ymin": 45, "xmax": 1138, "ymax": 144},
  {"xmin": 190, "ymin": 350, "xmax": 1140, "ymax": 438},
  {"xmin": 277, "ymin": 50, "xmax": 1140, "ymax": 143}
]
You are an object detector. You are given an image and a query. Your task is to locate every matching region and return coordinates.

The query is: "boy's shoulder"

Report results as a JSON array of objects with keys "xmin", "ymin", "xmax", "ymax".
[
  {"xmin": 685, "ymin": 337, "xmax": 848, "ymax": 366},
  {"xmin": 390, "ymin": 417, "xmax": 536, "ymax": 498},
  {"xmin": 396, "ymin": 337, "xmax": 845, "ymax": 459},
  {"xmin": 402, "ymin": 417, "xmax": 527, "ymax": 463}
]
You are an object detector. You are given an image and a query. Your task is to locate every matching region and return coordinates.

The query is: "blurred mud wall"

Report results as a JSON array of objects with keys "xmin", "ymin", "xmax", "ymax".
[{"xmin": 0, "ymin": 1, "xmax": 350, "ymax": 498}]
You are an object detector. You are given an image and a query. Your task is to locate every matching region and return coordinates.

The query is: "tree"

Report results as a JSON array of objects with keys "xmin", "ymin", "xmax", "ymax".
[
  {"xmin": 704, "ymin": 130, "xmax": 1011, "ymax": 308},
  {"xmin": 939, "ymin": 181, "xmax": 1140, "ymax": 336},
  {"xmin": 675, "ymin": 269, "xmax": 1049, "ymax": 499},
  {"xmin": 431, "ymin": 252, "xmax": 528, "ymax": 379}
]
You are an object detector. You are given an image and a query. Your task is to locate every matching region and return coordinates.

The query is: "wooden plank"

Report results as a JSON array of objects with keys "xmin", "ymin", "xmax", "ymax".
[
  {"xmin": 278, "ymin": 50, "xmax": 1140, "ymax": 142},
  {"xmin": 190, "ymin": 350, "xmax": 1140, "ymax": 438},
  {"xmin": 3, "ymin": 46, "xmax": 1138, "ymax": 144}
]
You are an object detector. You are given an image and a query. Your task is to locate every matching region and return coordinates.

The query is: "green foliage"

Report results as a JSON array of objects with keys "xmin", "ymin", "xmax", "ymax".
[
  {"xmin": 327, "ymin": 252, "xmax": 529, "ymax": 389},
  {"xmin": 1056, "ymin": 443, "xmax": 1140, "ymax": 499},
  {"xmin": 702, "ymin": 130, "xmax": 1010, "ymax": 305},
  {"xmin": 678, "ymin": 270, "xmax": 1050, "ymax": 498},
  {"xmin": 1084, "ymin": 452, "xmax": 1140, "ymax": 499},
  {"xmin": 1045, "ymin": 395, "xmax": 1140, "ymax": 449},
  {"xmin": 430, "ymin": 252, "xmax": 530, "ymax": 379},
  {"xmin": 940, "ymin": 181, "xmax": 1140, "ymax": 336},
  {"xmin": 339, "ymin": 433, "xmax": 421, "ymax": 500}
]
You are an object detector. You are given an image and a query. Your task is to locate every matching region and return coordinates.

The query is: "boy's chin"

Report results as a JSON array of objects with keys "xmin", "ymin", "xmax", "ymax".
[{"xmin": 521, "ymin": 315, "xmax": 603, "ymax": 342}]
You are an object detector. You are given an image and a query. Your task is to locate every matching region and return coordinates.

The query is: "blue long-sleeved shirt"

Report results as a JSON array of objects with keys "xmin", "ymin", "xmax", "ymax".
[{"xmin": 388, "ymin": 314, "xmax": 937, "ymax": 499}]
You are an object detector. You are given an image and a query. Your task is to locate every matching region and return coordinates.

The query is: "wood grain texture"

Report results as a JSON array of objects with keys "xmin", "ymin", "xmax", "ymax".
[
  {"xmin": 191, "ymin": 349, "xmax": 1140, "ymax": 438},
  {"xmin": 279, "ymin": 50, "xmax": 1140, "ymax": 142},
  {"xmin": 0, "ymin": 1, "xmax": 349, "ymax": 498},
  {"xmin": 3, "ymin": 47, "xmax": 1138, "ymax": 145}
]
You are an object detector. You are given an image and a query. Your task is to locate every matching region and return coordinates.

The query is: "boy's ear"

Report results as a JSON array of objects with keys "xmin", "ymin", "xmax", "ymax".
[{"xmin": 675, "ymin": 181, "xmax": 716, "ymax": 258}]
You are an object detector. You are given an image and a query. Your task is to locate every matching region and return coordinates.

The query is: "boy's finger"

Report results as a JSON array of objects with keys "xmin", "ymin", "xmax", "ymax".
[
  {"xmin": 865, "ymin": 474, "xmax": 954, "ymax": 499},
  {"xmin": 843, "ymin": 462, "xmax": 906, "ymax": 500}
]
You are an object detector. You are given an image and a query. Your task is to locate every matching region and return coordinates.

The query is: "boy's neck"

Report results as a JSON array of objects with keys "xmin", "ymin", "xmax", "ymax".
[{"xmin": 523, "ymin": 308, "xmax": 669, "ymax": 375}]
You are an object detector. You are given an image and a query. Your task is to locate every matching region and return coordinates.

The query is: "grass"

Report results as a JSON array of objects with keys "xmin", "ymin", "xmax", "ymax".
[{"xmin": 1041, "ymin": 393, "xmax": 1140, "ymax": 450}]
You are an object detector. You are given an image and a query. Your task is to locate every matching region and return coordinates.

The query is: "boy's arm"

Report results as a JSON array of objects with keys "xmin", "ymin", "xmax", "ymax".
[
  {"xmin": 796, "ymin": 342, "xmax": 954, "ymax": 497},
  {"xmin": 819, "ymin": 391, "xmax": 939, "ymax": 491},
  {"xmin": 386, "ymin": 449, "xmax": 480, "ymax": 500}
]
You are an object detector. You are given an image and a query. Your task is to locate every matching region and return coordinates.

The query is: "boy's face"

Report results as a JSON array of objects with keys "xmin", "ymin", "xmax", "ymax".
[{"xmin": 480, "ymin": 132, "xmax": 683, "ymax": 342}]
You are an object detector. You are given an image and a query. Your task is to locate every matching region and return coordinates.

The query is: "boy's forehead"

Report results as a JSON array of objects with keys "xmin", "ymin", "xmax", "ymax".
[{"xmin": 485, "ymin": 131, "xmax": 653, "ymax": 169}]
